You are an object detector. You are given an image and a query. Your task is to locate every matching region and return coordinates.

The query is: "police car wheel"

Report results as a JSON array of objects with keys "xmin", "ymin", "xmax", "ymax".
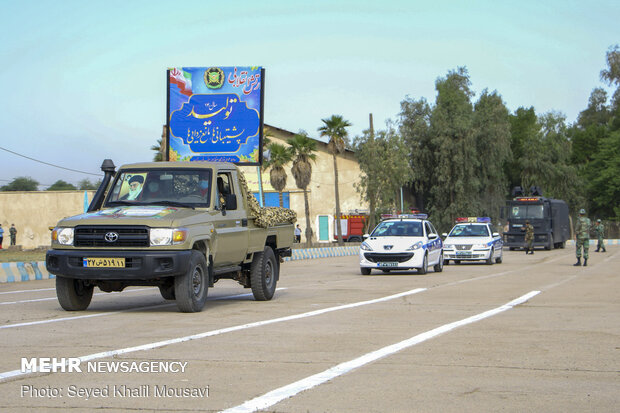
[
  {"xmin": 486, "ymin": 249, "xmax": 494, "ymax": 265},
  {"xmin": 495, "ymin": 255, "xmax": 503, "ymax": 264},
  {"xmin": 433, "ymin": 253, "xmax": 444, "ymax": 272},
  {"xmin": 454, "ymin": 260, "xmax": 461, "ymax": 264},
  {"xmin": 360, "ymin": 267, "xmax": 371, "ymax": 275},
  {"xmin": 418, "ymin": 254, "xmax": 428, "ymax": 274}
]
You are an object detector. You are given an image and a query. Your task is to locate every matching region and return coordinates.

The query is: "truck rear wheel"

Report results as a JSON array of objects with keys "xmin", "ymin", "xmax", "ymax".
[
  {"xmin": 174, "ymin": 250, "xmax": 208, "ymax": 312},
  {"xmin": 56, "ymin": 276, "xmax": 94, "ymax": 311},
  {"xmin": 251, "ymin": 246, "xmax": 278, "ymax": 301}
]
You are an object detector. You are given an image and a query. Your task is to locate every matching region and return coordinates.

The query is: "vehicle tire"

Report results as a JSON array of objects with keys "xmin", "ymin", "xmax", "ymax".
[
  {"xmin": 454, "ymin": 260, "xmax": 461, "ymax": 265},
  {"xmin": 251, "ymin": 246, "xmax": 278, "ymax": 301},
  {"xmin": 174, "ymin": 250, "xmax": 208, "ymax": 312},
  {"xmin": 381, "ymin": 269, "xmax": 391, "ymax": 273},
  {"xmin": 360, "ymin": 267, "xmax": 371, "ymax": 275},
  {"xmin": 486, "ymin": 248, "xmax": 494, "ymax": 265},
  {"xmin": 560, "ymin": 241, "xmax": 566, "ymax": 249},
  {"xmin": 495, "ymin": 254, "xmax": 503, "ymax": 264},
  {"xmin": 159, "ymin": 284, "xmax": 175, "ymax": 300},
  {"xmin": 433, "ymin": 253, "xmax": 444, "ymax": 272},
  {"xmin": 509, "ymin": 247, "xmax": 516, "ymax": 251},
  {"xmin": 418, "ymin": 253, "xmax": 428, "ymax": 274},
  {"xmin": 56, "ymin": 276, "xmax": 94, "ymax": 311},
  {"xmin": 349, "ymin": 236, "xmax": 362, "ymax": 243},
  {"xmin": 444, "ymin": 259, "xmax": 449, "ymax": 265}
]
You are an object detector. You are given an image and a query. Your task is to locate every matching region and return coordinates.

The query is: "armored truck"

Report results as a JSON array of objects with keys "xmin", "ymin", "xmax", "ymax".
[
  {"xmin": 501, "ymin": 192, "xmax": 570, "ymax": 250},
  {"xmin": 46, "ymin": 160, "xmax": 295, "ymax": 312}
]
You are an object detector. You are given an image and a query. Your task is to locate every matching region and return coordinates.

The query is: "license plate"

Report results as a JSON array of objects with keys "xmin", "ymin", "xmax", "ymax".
[
  {"xmin": 456, "ymin": 252, "xmax": 472, "ymax": 257},
  {"xmin": 83, "ymin": 258, "xmax": 125, "ymax": 268},
  {"xmin": 378, "ymin": 262, "xmax": 398, "ymax": 267}
]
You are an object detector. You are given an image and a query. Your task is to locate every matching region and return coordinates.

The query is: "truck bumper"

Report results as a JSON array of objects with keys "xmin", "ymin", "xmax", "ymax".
[{"xmin": 46, "ymin": 249, "xmax": 192, "ymax": 280}]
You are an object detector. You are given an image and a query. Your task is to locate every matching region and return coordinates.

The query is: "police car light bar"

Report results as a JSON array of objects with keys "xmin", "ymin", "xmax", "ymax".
[
  {"xmin": 455, "ymin": 217, "xmax": 491, "ymax": 223},
  {"xmin": 398, "ymin": 214, "xmax": 428, "ymax": 220}
]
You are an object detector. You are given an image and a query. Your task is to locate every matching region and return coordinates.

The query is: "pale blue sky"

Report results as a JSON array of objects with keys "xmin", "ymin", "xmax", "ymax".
[{"xmin": 0, "ymin": 0, "xmax": 618, "ymax": 187}]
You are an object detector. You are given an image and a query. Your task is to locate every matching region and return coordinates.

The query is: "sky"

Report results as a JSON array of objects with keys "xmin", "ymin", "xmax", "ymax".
[{"xmin": 0, "ymin": 0, "xmax": 618, "ymax": 188}]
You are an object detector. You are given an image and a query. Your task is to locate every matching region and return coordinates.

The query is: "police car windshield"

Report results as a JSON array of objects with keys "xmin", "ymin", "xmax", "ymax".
[
  {"xmin": 105, "ymin": 169, "xmax": 212, "ymax": 208},
  {"xmin": 449, "ymin": 224, "xmax": 489, "ymax": 237},
  {"xmin": 371, "ymin": 221, "xmax": 423, "ymax": 237}
]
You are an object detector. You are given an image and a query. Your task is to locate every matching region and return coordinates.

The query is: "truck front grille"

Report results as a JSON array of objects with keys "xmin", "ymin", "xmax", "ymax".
[
  {"xmin": 364, "ymin": 253, "xmax": 414, "ymax": 263},
  {"xmin": 74, "ymin": 226, "xmax": 149, "ymax": 247}
]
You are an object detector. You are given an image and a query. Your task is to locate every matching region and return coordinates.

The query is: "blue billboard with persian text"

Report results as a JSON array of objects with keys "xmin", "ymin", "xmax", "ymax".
[{"xmin": 167, "ymin": 66, "xmax": 264, "ymax": 165}]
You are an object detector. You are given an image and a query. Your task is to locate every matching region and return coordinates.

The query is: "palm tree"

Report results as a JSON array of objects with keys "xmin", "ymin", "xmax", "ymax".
[
  {"xmin": 151, "ymin": 139, "xmax": 163, "ymax": 161},
  {"xmin": 318, "ymin": 115, "xmax": 351, "ymax": 245},
  {"xmin": 288, "ymin": 131, "xmax": 317, "ymax": 246},
  {"xmin": 265, "ymin": 142, "xmax": 292, "ymax": 207}
]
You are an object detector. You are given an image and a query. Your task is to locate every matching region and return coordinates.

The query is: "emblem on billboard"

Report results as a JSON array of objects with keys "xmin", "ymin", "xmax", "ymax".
[{"xmin": 204, "ymin": 67, "xmax": 224, "ymax": 89}]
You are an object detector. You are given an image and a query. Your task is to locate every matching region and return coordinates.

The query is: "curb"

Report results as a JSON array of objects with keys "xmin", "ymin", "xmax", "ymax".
[
  {"xmin": 0, "ymin": 262, "xmax": 54, "ymax": 283},
  {"xmin": 1, "ymin": 246, "xmax": 361, "ymax": 283},
  {"xmin": 565, "ymin": 239, "xmax": 619, "ymax": 246}
]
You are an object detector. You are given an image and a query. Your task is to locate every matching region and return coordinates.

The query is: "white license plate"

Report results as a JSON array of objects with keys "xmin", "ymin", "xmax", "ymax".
[
  {"xmin": 456, "ymin": 252, "xmax": 472, "ymax": 257},
  {"xmin": 378, "ymin": 262, "xmax": 398, "ymax": 267}
]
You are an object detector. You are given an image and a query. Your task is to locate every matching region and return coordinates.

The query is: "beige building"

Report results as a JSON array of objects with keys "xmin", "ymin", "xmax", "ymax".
[{"xmin": 0, "ymin": 124, "xmax": 367, "ymax": 249}]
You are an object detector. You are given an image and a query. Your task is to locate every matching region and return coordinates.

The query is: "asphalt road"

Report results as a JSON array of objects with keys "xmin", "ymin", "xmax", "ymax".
[{"xmin": 0, "ymin": 247, "xmax": 619, "ymax": 412}]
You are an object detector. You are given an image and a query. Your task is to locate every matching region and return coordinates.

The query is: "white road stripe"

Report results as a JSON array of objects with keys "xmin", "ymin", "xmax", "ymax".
[
  {"xmin": 0, "ymin": 288, "xmax": 426, "ymax": 381},
  {"xmin": 0, "ymin": 287, "xmax": 154, "ymax": 305},
  {"xmin": 0, "ymin": 290, "xmax": 287, "ymax": 330},
  {"xmin": 0, "ymin": 288, "xmax": 55, "ymax": 295},
  {"xmin": 221, "ymin": 290, "xmax": 541, "ymax": 413}
]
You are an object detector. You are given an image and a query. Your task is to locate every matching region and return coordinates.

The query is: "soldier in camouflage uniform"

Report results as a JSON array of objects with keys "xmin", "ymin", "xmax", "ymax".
[
  {"xmin": 594, "ymin": 219, "xmax": 606, "ymax": 253},
  {"xmin": 574, "ymin": 208, "xmax": 591, "ymax": 266},
  {"xmin": 523, "ymin": 220, "xmax": 534, "ymax": 254}
]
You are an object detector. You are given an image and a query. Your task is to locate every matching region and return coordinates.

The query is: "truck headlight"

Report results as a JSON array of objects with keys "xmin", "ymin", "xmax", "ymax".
[
  {"xmin": 150, "ymin": 228, "xmax": 188, "ymax": 246},
  {"xmin": 360, "ymin": 241, "xmax": 373, "ymax": 251},
  {"xmin": 52, "ymin": 227, "xmax": 74, "ymax": 245},
  {"xmin": 406, "ymin": 241, "xmax": 423, "ymax": 251}
]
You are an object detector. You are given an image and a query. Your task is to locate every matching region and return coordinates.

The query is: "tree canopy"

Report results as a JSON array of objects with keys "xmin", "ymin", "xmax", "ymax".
[{"xmin": 0, "ymin": 177, "xmax": 39, "ymax": 191}]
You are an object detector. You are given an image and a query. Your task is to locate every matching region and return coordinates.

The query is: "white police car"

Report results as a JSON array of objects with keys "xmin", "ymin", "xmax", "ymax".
[
  {"xmin": 442, "ymin": 217, "xmax": 503, "ymax": 265},
  {"xmin": 359, "ymin": 214, "xmax": 444, "ymax": 275}
]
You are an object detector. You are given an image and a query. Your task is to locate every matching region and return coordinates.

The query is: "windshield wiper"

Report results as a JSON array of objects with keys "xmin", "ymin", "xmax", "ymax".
[
  {"xmin": 105, "ymin": 200, "xmax": 136, "ymax": 206},
  {"xmin": 140, "ymin": 201, "xmax": 196, "ymax": 210}
]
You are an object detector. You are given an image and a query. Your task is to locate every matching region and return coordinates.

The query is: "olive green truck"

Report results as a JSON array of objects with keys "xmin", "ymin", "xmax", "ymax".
[{"xmin": 46, "ymin": 160, "xmax": 294, "ymax": 312}]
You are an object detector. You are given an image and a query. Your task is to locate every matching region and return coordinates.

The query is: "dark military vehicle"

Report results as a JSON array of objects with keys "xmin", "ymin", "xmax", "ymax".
[{"xmin": 501, "ymin": 186, "xmax": 570, "ymax": 250}]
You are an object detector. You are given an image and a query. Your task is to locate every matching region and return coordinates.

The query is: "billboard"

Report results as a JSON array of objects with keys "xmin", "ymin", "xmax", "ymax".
[{"xmin": 167, "ymin": 66, "xmax": 264, "ymax": 165}]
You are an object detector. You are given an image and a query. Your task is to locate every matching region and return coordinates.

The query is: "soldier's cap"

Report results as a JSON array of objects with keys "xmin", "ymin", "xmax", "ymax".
[
  {"xmin": 525, "ymin": 220, "xmax": 529, "ymax": 224},
  {"xmin": 597, "ymin": 218, "xmax": 601, "ymax": 222},
  {"xmin": 579, "ymin": 208, "xmax": 586, "ymax": 214}
]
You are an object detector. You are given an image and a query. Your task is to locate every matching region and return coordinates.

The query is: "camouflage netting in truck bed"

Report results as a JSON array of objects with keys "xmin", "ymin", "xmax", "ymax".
[{"xmin": 239, "ymin": 172, "xmax": 297, "ymax": 228}]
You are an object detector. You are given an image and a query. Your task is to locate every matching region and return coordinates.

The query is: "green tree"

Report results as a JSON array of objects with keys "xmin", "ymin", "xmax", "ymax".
[
  {"xmin": 600, "ymin": 44, "xmax": 620, "ymax": 108},
  {"xmin": 588, "ymin": 130, "xmax": 620, "ymax": 218},
  {"xmin": 151, "ymin": 139, "xmax": 164, "ymax": 161},
  {"xmin": 287, "ymin": 131, "xmax": 317, "ymax": 245},
  {"xmin": 355, "ymin": 125, "xmax": 412, "ymax": 227},
  {"xmin": 472, "ymin": 89, "xmax": 512, "ymax": 222},
  {"xmin": 398, "ymin": 97, "xmax": 433, "ymax": 214},
  {"xmin": 47, "ymin": 180, "xmax": 77, "ymax": 191},
  {"xmin": 506, "ymin": 107, "xmax": 544, "ymax": 191},
  {"xmin": 265, "ymin": 142, "xmax": 292, "ymax": 207},
  {"xmin": 78, "ymin": 179, "xmax": 101, "ymax": 190},
  {"xmin": 428, "ymin": 67, "xmax": 479, "ymax": 230},
  {"xmin": 318, "ymin": 114, "xmax": 352, "ymax": 245},
  {"xmin": 0, "ymin": 177, "xmax": 39, "ymax": 191}
]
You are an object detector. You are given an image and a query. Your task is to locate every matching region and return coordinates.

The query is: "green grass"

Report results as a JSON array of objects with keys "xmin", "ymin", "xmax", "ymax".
[{"xmin": 0, "ymin": 249, "xmax": 47, "ymax": 262}]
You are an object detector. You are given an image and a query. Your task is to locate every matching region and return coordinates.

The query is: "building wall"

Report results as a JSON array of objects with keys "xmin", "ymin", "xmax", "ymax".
[
  {"xmin": 0, "ymin": 125, "xmax": 367, "ymax": 249},
  {"xmin": 0, "ymin": 191, "xmax": 95, "ymax": 249}
]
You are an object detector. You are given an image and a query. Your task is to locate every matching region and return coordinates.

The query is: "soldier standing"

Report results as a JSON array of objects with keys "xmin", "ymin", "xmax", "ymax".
[
  {"xmin": 594, "ymin": 219, "xmax": 606, "ymax": 252},
  {"xmin": 574, "ymin": 209, "xmax": 591, "ymax": 266},
  {"xmin": 523, "ymin": 220, "xmax": 534, "ymax": 254},
  {"xmin": 9, "ymin": 224, "xmax": 17, "ymax": 246}
]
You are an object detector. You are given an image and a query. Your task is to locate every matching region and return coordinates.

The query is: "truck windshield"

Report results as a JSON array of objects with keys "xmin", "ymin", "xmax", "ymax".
[
  {"xmin": 371, "ymin": 221, "xmax": 423, "ymax": 237},
  {"xmin": 449, "ymin": 224, "xmax": 489, "ymax": 237},
  {"xmin": 510, "ymin": 204, "xmax": 544, "ymax": 219},
  {"xmin": 104, "ymin": 169, "xmax": 212, "ymax": 208}
]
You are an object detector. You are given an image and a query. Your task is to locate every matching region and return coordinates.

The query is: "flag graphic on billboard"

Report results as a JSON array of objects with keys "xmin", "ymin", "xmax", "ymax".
[{"xmin": 167, "ymin": 66, "xmax": 264, "ymax": 165}]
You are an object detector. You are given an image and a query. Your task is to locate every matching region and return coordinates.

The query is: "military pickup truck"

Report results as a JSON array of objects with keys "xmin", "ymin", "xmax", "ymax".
[{"xmin": 46, "ymin": 160, "xmax": 295, "ymax": 312}]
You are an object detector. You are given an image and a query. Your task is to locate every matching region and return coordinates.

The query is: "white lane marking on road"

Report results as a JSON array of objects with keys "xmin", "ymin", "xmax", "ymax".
[
  {"xmin": 0, "ymin": 289, "xmax": 288, "ymax": 330},
  {"xmin": 0, "ymin": 288, "xmax": 426, "ymax": 381},
  {"xmin": 221, "ymin": 290, "xmax": 541, "ymax": 413},
  {"xmin": 0, "ymin": 288, "xmax": 56, "ymax": 295},
  {"xmin": 0, "ymin": 287, "xmax": 154, "ymax": 305}
]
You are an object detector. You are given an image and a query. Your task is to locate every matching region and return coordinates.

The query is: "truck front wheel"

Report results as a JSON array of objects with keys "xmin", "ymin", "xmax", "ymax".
[
  {"xmin": 174, "ymin": 250, "xmax": 208, "ymax": 312},
  {"xmin": 56, "ymin": 276, "xmax": 94, "ymax": 311},
  {"xmin": 251, "ymin": 246, "xmax": 278, "ymax": 301}
]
